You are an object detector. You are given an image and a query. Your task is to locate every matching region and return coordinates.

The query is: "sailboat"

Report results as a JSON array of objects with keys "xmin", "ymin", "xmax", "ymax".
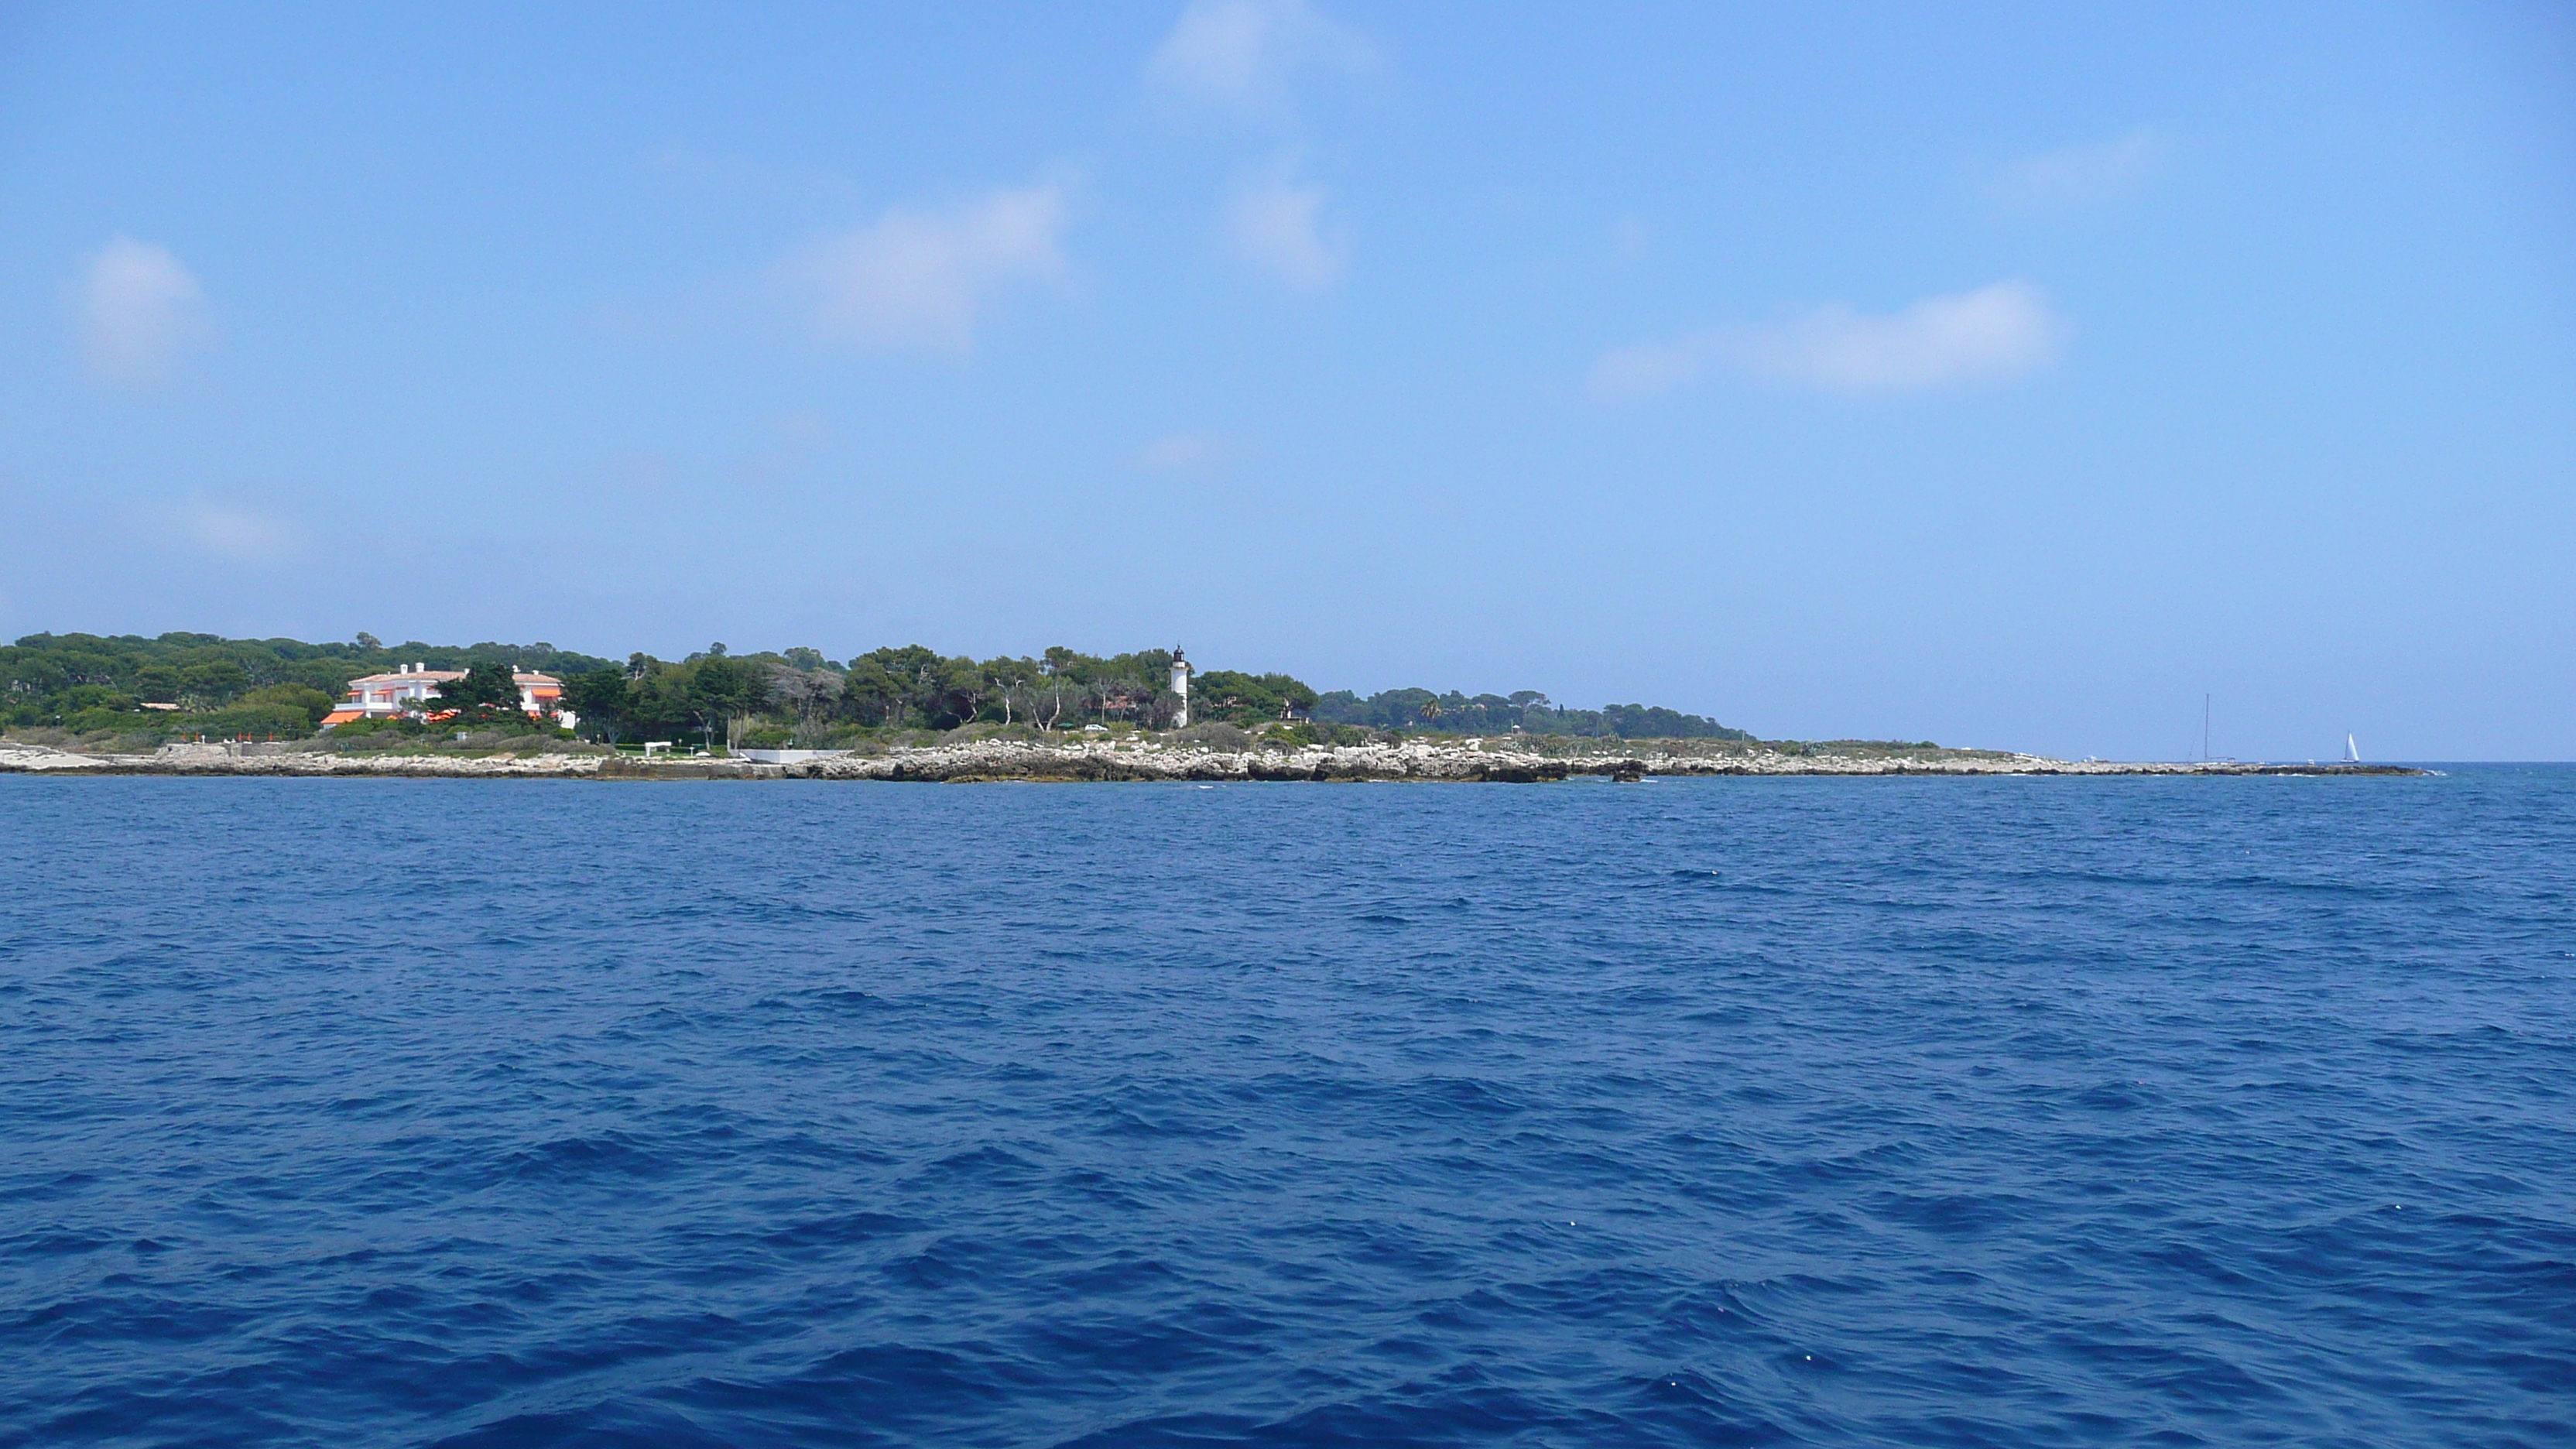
[{"xmin": 2343, "ymin": 734, "xmax": 2362, "ymax": 764}]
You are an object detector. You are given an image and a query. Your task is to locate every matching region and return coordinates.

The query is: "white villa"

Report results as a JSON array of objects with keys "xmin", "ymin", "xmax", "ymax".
[{"xmin": 322, "ymin": 663, "xmax": 574, "ymax": 728}]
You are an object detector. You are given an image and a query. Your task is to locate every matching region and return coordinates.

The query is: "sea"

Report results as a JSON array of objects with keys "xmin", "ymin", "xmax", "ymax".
[{"xmin": 2, "ymin": 768, "xmax": 2570, "ymax": 1447}]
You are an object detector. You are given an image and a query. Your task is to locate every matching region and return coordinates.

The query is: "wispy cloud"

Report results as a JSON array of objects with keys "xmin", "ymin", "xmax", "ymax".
[
  {"xmin": 1226, "ymin": 156, "xmax": 1347, "ymax": 291},
  {"xmin": 770, "ymin": 180, "xmax": 1073, "ymax": 355},
  {"xmin": 1147, "ymin": 0, "xmax": 1377, "ymax": 114},
  {"xmin": 79, "ymin": 237, "xmax": 213, "ymax": 388},
  {"xmin": 1595, "ymin": 281, "xmax": 2069, "ymax": 398},
  {"xmin": 1985, "ymin": 128, "xmax": 2163, "ymax": 214}
]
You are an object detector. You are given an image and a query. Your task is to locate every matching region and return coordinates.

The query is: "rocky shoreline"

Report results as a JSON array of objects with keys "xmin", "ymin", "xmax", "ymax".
[{"xmin": 0, "ymin": 738, "xmax": 2430, "ymax": 781}]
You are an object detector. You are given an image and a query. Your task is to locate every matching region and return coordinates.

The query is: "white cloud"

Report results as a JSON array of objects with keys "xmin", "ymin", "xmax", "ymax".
[
  {"xmin": 1135, "ymin": 432, "xmax": 1231, "ymax": 472},
  {"xmin": 1986, "ymin": 128, "xmax": 2163, "ymax": 213},
  {"xmin": 1595, "ymin": 281, "xmax": 2068, "ymax": 398},
  {"xmin": 1226, "ymin": 157, "xmax": 1347, "ymax": 291},
  {"xmin": 1147, "ymin": 0, "xmax": 1376, "ymax": 112},
  {"xmin": 169, "ymin": 498, "xmax": 301, "ymax": 562},
  {"xmin": 1732, "ymin": 282, "xmax": 2067, "ymax": 392},
  {"xmin": 771, "ymin": 180, "xmax": 1072, "ymax": 355},
  {"xmin": 79, "ymin": 237, "xmax": 213, "ymax": 387}
]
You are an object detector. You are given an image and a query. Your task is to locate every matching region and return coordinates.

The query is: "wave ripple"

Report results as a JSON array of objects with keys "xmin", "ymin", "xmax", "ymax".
[{"xmin": 3, "ymin": 769, "xmax": 2571, "ymax": 1446}]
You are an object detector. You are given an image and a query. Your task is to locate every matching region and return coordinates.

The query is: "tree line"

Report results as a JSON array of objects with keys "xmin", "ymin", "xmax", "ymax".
[
  {"xmin": 558, "ymin": 645, "xmax": 1324, "ymax": 748},
  {"xmin": 0, "ymin": 632, "xmax": 611, "ymax": 740},
  {"xmin": 1311, "ymin": 689, "xmax": 1753, "ymax": 741},
  {"xmin": 4, "ymin": 631, "xmax": 1759, "ymax": 747}
]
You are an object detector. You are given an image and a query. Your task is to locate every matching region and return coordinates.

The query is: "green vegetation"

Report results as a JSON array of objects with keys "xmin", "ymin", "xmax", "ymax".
[
  {"xmin": 0, "ymin": 632, "xmax": 611, "ymax": 745},
  {"xmin": 1310, "ymin": 689, "xmax": 1753, "ymax": 741},
  {"xmin": 5, "ymin": 631, "xmax": 1792, "ymax": 752},
  {"xmin": 435, "ymin": 661, "xmax": 522, "ymax": 719},
  {"xmin": 1190, "ymin": 670, "xmax": 1321, "ymax": 728}
]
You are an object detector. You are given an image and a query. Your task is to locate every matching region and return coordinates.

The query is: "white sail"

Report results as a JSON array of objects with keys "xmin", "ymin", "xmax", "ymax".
[{"xmin": 2345, "ymin": 734, "xmax": 2361, "ymax": 763}]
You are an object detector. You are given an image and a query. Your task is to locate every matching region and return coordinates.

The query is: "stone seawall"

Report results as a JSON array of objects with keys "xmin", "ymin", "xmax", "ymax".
[
  {"xmin": 1, "ymin": 739, "xmax": 2429, "ymax": 781},
  {"xmin": 785, "ymin": 739, "xmax": 2424, "ymax": 781},
  {"xmin": 0, "ymin": 742, "xmax": 618, "ymax": 777}
]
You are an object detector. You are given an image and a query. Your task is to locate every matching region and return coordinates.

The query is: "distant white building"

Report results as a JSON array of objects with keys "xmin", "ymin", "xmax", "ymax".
[
  {"xmin": 1170, "ymin": 648, "xmax": 1190, "ymax": 729},
  {"xmin": 322, "ymin": 663, "xmax": 574, "ymax": 728}
]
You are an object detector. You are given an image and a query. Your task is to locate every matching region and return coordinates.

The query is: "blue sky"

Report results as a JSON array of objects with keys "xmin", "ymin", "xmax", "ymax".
[{"xmin": 2, "ymin": 2, "xmax": 2569, "ymax": 759}]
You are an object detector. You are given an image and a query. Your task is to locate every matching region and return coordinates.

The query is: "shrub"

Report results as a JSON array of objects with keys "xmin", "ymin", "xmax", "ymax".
[
  {"xmin": 194, "ymin": 704, "xmax": 315, "ymax": 739},
  {"xmin": 1173, "ymin": 722, "xmax": 1251, "ymax": 751},
  {"xmin": 1268, "ymin": 721, "xmax": 1367, "ymax": 747},
  {"xmin": 328, "ymin": 715, "xmax": 426, "ymax": 739},
  {"xmin": 63, "ymin": 707, "xmax": 144, "ymax": 735},
  {"xmin": 238, "ymin": 683, "xmax": 337, "ymax": 727}
]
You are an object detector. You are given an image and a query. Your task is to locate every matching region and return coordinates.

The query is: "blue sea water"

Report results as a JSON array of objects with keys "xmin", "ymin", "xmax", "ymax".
[{"xmin": 2, "ymin": 769, "xmax": 2571, "ymax": 1447}]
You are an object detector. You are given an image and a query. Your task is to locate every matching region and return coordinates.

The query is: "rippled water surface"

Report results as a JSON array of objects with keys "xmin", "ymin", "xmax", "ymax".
[{"xmin": 4, "ymin": 769, "xmax": 2571, "ymax": 1447}]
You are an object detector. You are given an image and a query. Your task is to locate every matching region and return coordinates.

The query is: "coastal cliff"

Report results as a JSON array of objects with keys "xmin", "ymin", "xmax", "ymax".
[{"xmin": 0, "ymin": 738, "xmax": 2430, "ymax": 780}]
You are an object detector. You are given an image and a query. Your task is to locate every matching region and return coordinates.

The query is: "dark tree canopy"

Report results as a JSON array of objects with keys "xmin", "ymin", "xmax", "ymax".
[
  {"xmin": 0, "ymin": 631, "xmax": 613, "ymax": 739},
  {"xmin": 1310, "ymin": 689, "xmax": 1753, "ymax": 741},
  {"xmin": 437, "ymin": 663, "xmax": 521, "ymax": 713},
  {"xmin": 561, "ymin": 669, "xmax": 635, "ymax": 740},
  {"xmin": 5, "ymin": 630, "xmax": 1765, "ymax": 748}
]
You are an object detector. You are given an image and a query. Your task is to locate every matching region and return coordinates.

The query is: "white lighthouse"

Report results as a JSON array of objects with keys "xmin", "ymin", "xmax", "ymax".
[{"xmin": 1170, "ymin": 647, "xmax": 1190, "ymax": 729}]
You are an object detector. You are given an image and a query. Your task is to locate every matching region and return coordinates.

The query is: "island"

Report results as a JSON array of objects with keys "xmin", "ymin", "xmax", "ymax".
[{"xmin": 0, "ymin": 631, "xmax": 2424, "ymax": 779}]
